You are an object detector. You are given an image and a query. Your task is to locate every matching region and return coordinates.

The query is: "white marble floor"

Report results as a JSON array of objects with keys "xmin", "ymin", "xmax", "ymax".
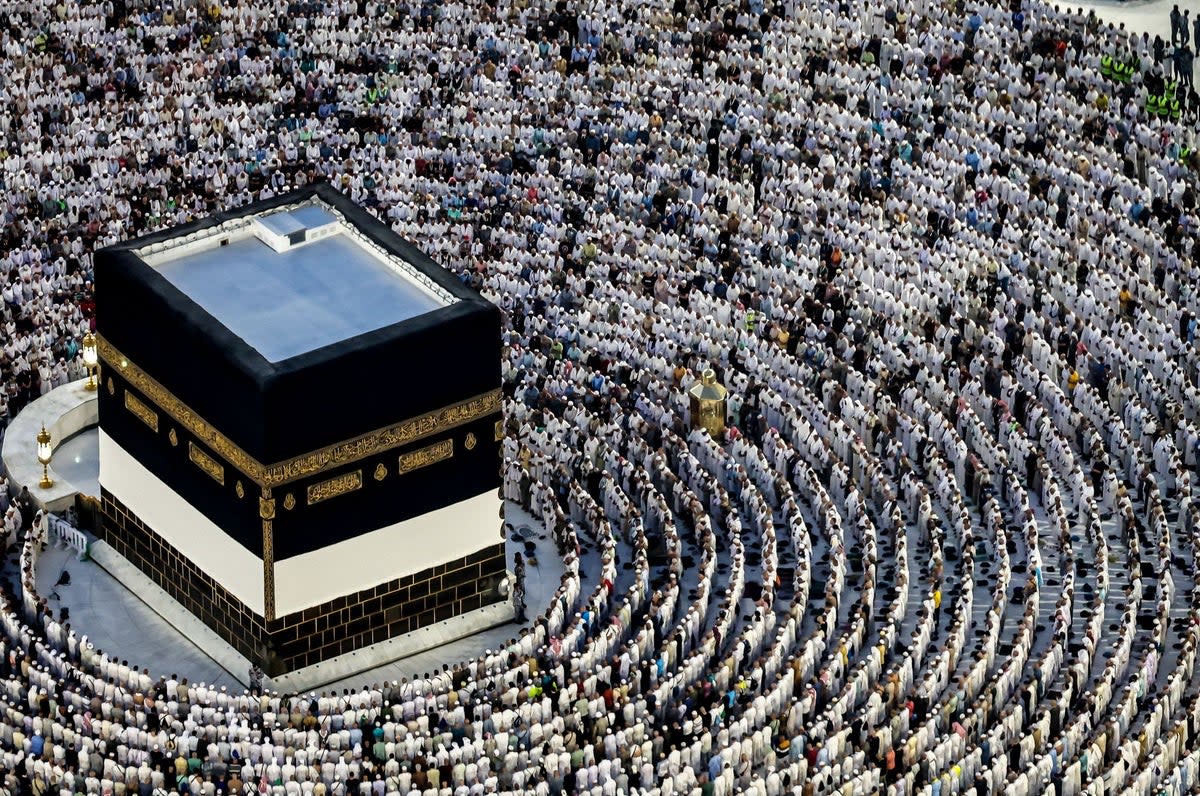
[
  {"xmin": 1072, "ymin": 0, "xmax": 1200, "ymax": 40},
  {"xmin": 50, "ymin": 429, "xmax": 100, "ymax": 500},
  {"xmin": 35, "ymin": 543, "xmax": 236, "ymax": 687}
]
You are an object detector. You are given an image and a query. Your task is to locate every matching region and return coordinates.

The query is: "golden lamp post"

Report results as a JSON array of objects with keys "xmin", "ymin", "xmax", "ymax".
[
  {"xmin": 82, "ymin": 332, "xmax": 98, "ymax": 391},
  {"xmin": 688, "ymin": 368, "xmax": 728, "ymax": 438},
  {"xmin": 36, "ymin": 425, "xmax": 54, "ymax": 489}
]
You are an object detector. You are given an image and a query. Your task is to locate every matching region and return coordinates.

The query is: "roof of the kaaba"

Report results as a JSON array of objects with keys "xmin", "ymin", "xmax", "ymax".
[
  {"xmin": 107, "ymin": 184, "xmax": 472, "ymax": 363},
  {"xmin": 138, "ymin": 195, "xmax": 451, "ymax": 363},
  {"xmin": 96, "ymin": 183, "xmax": 501, "ymax": 465}
]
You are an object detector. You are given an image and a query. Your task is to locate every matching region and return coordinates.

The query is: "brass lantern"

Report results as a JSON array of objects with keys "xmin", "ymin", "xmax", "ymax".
[
  {"xmin": 82, "ymin": 332, "xmax": 98, "ymax": 390},
  {"xmin": 688, "ymin": 369, "xmax": 728, "ymax": 438},
  {"xmin": 36, "ymin": 425, "xmax": 54, "ymax": 489}
]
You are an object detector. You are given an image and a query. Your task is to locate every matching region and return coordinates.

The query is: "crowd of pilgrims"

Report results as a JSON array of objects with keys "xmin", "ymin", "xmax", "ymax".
[{"xmin": 1, "ymin": 0, "xmax": 1200, "ymax": 793}]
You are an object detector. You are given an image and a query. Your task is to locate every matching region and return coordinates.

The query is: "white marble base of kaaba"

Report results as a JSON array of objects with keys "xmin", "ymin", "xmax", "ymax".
[{"xmin": 88, "ymin": 538, "xmax": 514, "ymax": 692}]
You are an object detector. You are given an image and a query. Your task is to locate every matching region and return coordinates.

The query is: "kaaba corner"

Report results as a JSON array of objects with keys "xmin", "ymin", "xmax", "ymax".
[{"xmin": 93, "ymin": 184, "xmax": 506, "ymax": 675}]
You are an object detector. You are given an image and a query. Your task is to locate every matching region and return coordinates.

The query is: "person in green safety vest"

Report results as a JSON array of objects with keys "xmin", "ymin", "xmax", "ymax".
[
  {"xmin": 1101, "ymin": 55, "xmax": 1114, "ymax": 79},
  {"xmin": 1147, "ymin": 94, "xmax": 1160, "ymax": 115}
]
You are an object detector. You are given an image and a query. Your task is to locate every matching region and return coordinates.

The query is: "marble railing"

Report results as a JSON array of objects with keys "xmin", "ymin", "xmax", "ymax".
[{"xmin": 1, "ymin": 379, "xmax": 99, "ymax": 513}]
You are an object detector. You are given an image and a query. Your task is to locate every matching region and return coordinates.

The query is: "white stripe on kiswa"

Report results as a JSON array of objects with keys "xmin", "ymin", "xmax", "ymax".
[
  {"xmin": 98, "ymin": 430, "xmax": 265, "ymax": 615},
  {"xmin": 273, "ymin": 490, "xmax": 501, "ymax": 617}
]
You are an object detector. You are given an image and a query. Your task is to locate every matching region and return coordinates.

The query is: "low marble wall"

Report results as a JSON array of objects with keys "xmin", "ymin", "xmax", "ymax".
[{"xmin": 2, "ymin": 379, "xmax": 99, "ymax": 513}]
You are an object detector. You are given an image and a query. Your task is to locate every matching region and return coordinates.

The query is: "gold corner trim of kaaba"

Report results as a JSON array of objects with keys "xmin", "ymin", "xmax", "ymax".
[
  {"xmin": 307, "ymin": 469, "xmax": 362, "ymax": 505},
  {"xmin": 124, "ymin": 390, "xmax": 159, "ymax": 432},
  {"xmin": 398, "ymin": 438, "xmax": 454, "ymax": 475},
  {"xmin": 97, "ymin": 335, "xmax": 501, "ymax": 488},
  {"xmin": 189, "ymin": 442, "xmax": 225, "ymax": 485}
]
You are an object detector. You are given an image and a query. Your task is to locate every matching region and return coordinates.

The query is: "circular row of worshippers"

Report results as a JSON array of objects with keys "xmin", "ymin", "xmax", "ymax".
[
  {"xmin": 7, "ymin": 187, "xmax": 1200, "ymax": 796},
  {"xmin": 0, "ymin": 0, "xmax": 1199, "ymax": 793}
]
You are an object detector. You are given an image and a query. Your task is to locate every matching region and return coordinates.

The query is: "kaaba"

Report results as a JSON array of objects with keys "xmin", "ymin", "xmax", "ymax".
[{"xmin": 93, "ymin": 184, "xmax": 506, "ymax": 675}]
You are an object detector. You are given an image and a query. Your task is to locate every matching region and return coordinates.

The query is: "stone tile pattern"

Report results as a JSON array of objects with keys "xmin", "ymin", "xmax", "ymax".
[{"xmin": 99, "ymin": 488, "xmax": 507, "ymax": 673}]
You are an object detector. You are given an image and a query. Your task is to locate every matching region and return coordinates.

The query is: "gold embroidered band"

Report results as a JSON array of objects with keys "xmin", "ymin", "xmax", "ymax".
[{"xmin": 98, "ymin": 335, "xmax": 501, "ymax": 488}]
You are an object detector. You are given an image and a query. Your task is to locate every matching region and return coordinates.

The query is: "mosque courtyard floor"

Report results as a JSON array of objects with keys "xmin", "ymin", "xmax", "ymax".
[{"xmin": 1072, "ymin": 0, "xmax": 1194, "ymax": 41}]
